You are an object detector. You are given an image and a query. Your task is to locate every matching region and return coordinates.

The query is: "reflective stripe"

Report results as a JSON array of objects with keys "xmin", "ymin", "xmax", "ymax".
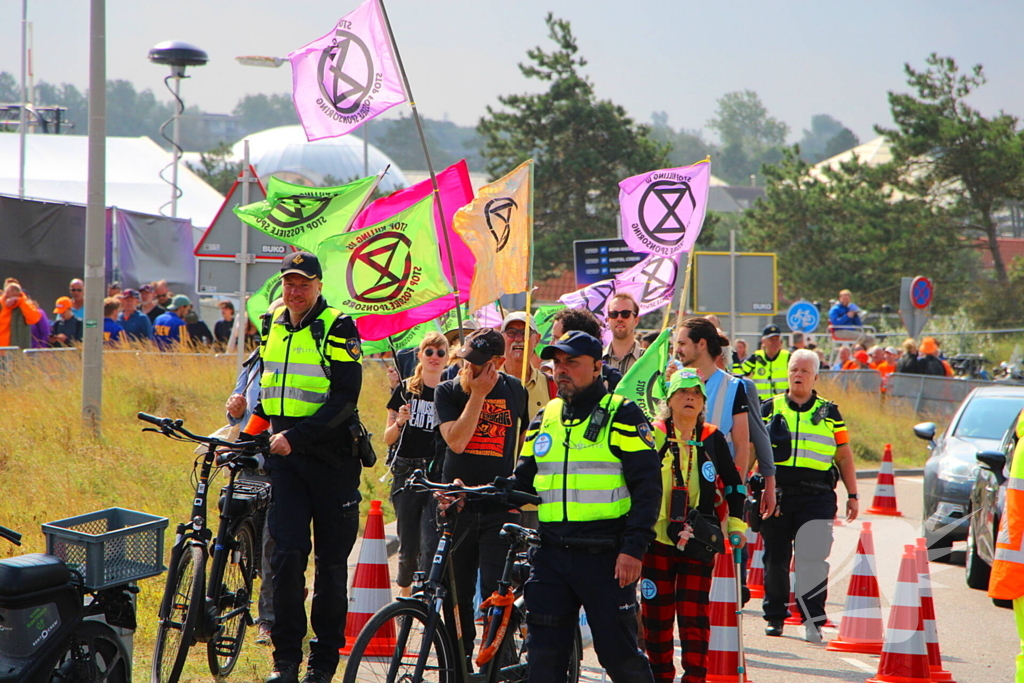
[
  {"xmin": 764, "ymin": 394, "xmax": 838, "ymax": 471},
  {"xmin": 261, "ymin": 385, "xmax": 327, "ymax": 404},
  {"xmin": 539, "ymin": 486, "xmax": 631, "ymax": 507},
  {"xmin": 1009, "ymin": 478, "xmax": 1024, "ymax": 492},
  {"xmin": 263, "ymin": 360, "xmax": 328, "ymax": 378},
  {"xmin": 794, "ymin": 447, "xmax": 833, "ymax": 465},
  {"xmin": 800, "ymin": 432, "xmax": 837, "ymax": 447},
  {"xmin": 535, "ymin": 459, "xmax": 624, "ymax": 475}
]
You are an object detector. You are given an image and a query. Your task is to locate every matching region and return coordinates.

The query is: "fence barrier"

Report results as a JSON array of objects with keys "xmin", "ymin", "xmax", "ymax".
[{"xmin": 818, "ymin": 369, "xmax": 882, "ymax": 394}]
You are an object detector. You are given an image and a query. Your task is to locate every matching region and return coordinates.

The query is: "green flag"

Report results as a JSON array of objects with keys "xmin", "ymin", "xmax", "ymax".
[
  {"xmin": 362, "ymin": 319, "xmax": 444, "ymax": 356},
  {"xmin": 246, "ymin": 272, "xmax": 283, "ymax": 327},
  {"xmin": 318, "ymin": 196, "xmax": 451, "ymax": 317},
  {"xmin": 617, "ymin": 327, "xmax": 673, "ymax": 421},
  {"xmin": 233, "ymin": 174, "xmax": 378, "ymax": 252}
]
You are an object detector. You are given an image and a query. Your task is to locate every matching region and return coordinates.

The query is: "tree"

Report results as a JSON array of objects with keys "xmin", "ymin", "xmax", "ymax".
[
  {"xmin": 650, "ymin": 111, "xmax": 716, "ymax": 168},
  {"xmin": 0, "ymin": 72, "xmax": 17, "ymax": 102},
  {"xmin": 741, "ymin": 148, "xmax": 974, "ymax": 311},
  {"xmin": 798, "ymin": 114, "xmax": 859, "ymax": 162},
  {"xmin": 707, "ymin": 90, "xmax": 789, "ymax": 185},
  {"xmin": 185, "ymin": 141, "xmax": 241, "ymax": 195},
  {"xmin": 878, "ymin": 54, "xmax": 1024, "ymax": 284},
  {"xmin": 478, "ymin": 14, "xmax": 668, "ymax": 276},
  {"xmin": 232, "ymin": 93, "xmax": 298, "ymax": 135}
]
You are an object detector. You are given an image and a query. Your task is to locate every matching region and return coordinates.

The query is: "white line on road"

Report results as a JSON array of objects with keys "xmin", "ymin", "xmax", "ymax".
[
  {"xmin": 839, "ymin": 656, "xmax": 878, "ymax": 673},
  {"xmin": 896, "ymin": 476, "xmax": 924, "ymax": 483}
]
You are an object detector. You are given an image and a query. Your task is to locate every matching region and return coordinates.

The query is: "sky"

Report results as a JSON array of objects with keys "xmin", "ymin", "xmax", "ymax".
[{"xmin": 3, "ymin": 0, "xmax": 1024, "ymax": 146}]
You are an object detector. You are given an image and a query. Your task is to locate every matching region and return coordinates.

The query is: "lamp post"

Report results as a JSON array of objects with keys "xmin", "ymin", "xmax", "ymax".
[{"xmin": 149, "ymin": 40, "xmax": 208, "ymax": 218}]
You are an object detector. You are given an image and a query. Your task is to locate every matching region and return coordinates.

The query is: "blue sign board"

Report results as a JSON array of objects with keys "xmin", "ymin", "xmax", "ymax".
[
  {"xmin": 786, "ymin": 300, "xmax": 820, "ymax": 333},
  {"xmin": 572, "ymin": 238, "xmax": 647, "ymax": 287}
]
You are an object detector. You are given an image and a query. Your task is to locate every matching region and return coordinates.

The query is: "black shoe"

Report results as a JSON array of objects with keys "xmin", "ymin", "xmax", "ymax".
[
  {"xmin": 765, "ymin": 620, "xmax": 784, "ymax": 637},
  {"xmin": 742, "ymin": 585, "xmax": 751, "ymax": 606},
  {"xmin": 265, "ymin": 661, "xmax": 300, "ymax": 683},
  {"xmin": 301, "ymin": 667, "xmax": 336, "ymax": 683}
]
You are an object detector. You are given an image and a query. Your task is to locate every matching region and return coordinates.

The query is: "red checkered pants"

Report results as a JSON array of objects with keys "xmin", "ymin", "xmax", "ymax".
[{"xmin": 641, "ymin": 541, "xmax": 714, "ymax": 683}]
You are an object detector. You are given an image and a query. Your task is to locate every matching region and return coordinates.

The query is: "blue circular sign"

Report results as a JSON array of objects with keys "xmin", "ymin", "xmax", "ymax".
[
  {"xmin": 911, "ymin": 276, "xmax": 933, "ymax": 310},
  {"xmin": 701, "ymin": 461, "xmax": 717, "ymax": 482},
  {"xmin": 641, "ymin": 578, "xmax": 657, "ymax": 600},
  {"xmin": 533, "ymin": 433, "xmax": 553, "ymax": 457},
  {"xmin": 786, "ymin": 300, "xmax": 820, "ymax": 333}
]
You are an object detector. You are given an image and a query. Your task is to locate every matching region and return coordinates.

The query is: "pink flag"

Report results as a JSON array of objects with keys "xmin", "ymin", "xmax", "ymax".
[
  {"xmin": 558, "ymin": 253, "xmax": 678, "ymax": 320},
  {"xmin": 618, "ymin": 160, "xmax": 711, "ymax": 257},
  {"xmin": 349, "ymin": 160, "xmax": 475, "ymax": 341},
  {"xmin": 288, "ymin": 0, "xmax": 407, "ymax": 142}
]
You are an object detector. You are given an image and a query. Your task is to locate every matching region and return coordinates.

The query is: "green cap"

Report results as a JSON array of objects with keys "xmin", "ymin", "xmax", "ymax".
[{"xmin": 667, "ymin": 368, "xmax": 706, "ymax": 398}]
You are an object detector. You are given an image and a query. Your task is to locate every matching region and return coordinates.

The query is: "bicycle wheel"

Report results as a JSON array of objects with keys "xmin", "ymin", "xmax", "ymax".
[
  {"xmin": 40, "ymin": 619, "xmax": 130, "ymax": 683},
  {"xmin": 341, "ymin": 601, "xmax": 454, "ymax": 683},
  {"xmin": 208, "ymin": 521, "xmax": 257, "ymax": 677},
  {"xmin": 152, "ymin": 545, "xmax": 205, "ymax": 683},
  {"xmin": 487, "ymin": 605, "xmax": 581, "ymax": 683}
]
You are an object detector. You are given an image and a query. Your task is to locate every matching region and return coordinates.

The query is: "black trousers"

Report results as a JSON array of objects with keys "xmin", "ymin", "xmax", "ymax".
[
  {"xmin": 525, "ymin": 543, "xmax": 654, "ymax": 683},
  {"xmin": 389, "ymin": 464, "xmax": 436, "ymax": 587},
  {"xmin": 266, "ymin": 452, "xmax": 360, "ymax": 669},
  {"xmin": 760, "ymin": 490, "xmax": 837, "ymax": 627}
]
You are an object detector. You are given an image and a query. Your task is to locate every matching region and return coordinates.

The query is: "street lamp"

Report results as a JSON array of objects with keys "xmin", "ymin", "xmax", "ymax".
[{"xmin": 149, "ymin": 40, "xmax": 208, "ymax": 217}]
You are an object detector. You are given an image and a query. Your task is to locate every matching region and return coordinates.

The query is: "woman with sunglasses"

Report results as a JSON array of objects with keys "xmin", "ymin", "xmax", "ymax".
[{"xmin": 384, "ymin": 331, "xmax": 449, "ymax": 596}]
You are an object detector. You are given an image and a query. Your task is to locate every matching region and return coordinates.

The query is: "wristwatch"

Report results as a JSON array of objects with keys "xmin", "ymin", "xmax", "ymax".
[{"xmin": 848, "ymin": 493, "xmax": 860, "ymax": 500}]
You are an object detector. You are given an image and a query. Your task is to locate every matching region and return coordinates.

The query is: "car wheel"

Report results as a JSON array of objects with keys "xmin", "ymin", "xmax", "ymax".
[
  {"xmin": 965, "ymin": 521, "xmax": 991, "ymax": 590},
  {"xmin": 924, "ymin": 528, "xmax": 954, "ymax": 563}
]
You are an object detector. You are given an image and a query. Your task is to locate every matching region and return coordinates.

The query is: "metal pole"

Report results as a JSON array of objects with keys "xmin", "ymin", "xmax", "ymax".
[
  {"xmin": 18, "ymin": 0, "xmax": 28, "ymax": 198},
  {"xmin": 82, "ymin": 0, "xmax": 105, "ymax": 431},
  {"xmin": 363, "ymin": 120, "xmax": 369, "ymax": 177},
  {"xmin": 729, "ymin": 229, "xmax": 737, "ymax": 342},
  {"xmin": 236, "ymin": 140, "xmax": 251, "ymax": 372},
  {"xmin": 376, "ymin": 0, "xmax": 466, "ymax": 345},
  {"xmin": 170, "ymin": 76, "xmax": 181, "ymax": 217}
]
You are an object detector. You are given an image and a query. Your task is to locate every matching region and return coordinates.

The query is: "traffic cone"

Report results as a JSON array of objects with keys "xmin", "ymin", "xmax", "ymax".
[
  {"xmin": 706, "ymin": 550, "xmax": 751, "ymax": 682},
  {"xmin": 865, "ymin": 545, "xmax": 931, "ymax": 683},
  {"xmin": 827, "ymin": 522, "xmax": 884, "ymax": 654},
  {"xmin": 915, "ymin": 538, "xmax": 956, "ymax": 682},
  {"xmin": 340, "ymin": 500, "xmax": 394, "ymax": 656},
  {"xmin": 747, "ymin": 531, "xmax": 765, "ymax": 600},
  {"xmin": 867, "ymin": 444, "xmax": 902, "ymax": 516}
]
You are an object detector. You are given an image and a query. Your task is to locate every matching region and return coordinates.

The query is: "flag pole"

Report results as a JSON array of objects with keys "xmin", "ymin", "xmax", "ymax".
[
  {"xmin": 521, "ymin": 160, "xmax": 535, "ymax": 387},
  {"xmin": 376, "ymin": 0, "xmax": 466, "ymax": 346},
  {"xmin": 672, "ymin": 156, "xmax": 711, "ymax": 331}
]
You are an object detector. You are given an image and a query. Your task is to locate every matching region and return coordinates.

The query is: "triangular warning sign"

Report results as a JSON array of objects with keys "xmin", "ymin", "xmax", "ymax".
[{"xmin": 194, "ymin": 166, "xmax": 294, "ymax": 260}]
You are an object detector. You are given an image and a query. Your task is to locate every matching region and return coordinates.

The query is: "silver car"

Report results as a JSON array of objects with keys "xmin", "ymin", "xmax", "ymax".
[{"xmin": 915, "ymin": 385, "xmax": 1024, "ymax": 558}]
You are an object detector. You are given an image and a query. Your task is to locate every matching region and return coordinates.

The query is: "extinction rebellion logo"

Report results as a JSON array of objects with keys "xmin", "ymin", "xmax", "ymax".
[
  {"xmin": 638, "ymin": 257, "xmax": 677, "ymax": 306},
  {"xmin": 316, "ymin": 22, "xmax": 383, "ymax": 124},
  {"xmin": 343, "ymin": 225, "xmax": 423, "ymax": 313},
  {"xmin": 631, "ymin": 175, "xmax": 698, "ymax": 255},
  {"xmin": 261, "ymin": 195, "xmax": 332, "ymax": 238},
  {"xmin": 484, "ymin": 197, "xmax": 517, "ymax": 252}
]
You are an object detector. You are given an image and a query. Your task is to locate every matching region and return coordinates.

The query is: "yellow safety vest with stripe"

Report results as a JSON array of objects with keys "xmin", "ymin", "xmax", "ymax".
[
  {"xmin": 260, "ymin": 305, "xmax": 360, "ymax": 418},
  {"xmin": 762, "ymin": 393, "xmax": 838, "ymax": 471},
  {"xmin": 989, "ymin": 419, "xmax": 1024, "ymax": 600},
  {"xmin": 741, "ymin": 349, "xmax": 790, "ymax": 401},
  {"xmin": 528, "ymin": 393, "xmax": 639, "ymax": 523}
]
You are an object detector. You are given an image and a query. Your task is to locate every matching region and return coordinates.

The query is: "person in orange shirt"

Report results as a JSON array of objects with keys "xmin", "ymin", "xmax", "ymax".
[
  {"xmin": 841, "ymin": 349, "xmax": 870, "ymax": 371},
  {"xmin": 0, "ymin": 281, "xmax": 42, "ymax": 348}
]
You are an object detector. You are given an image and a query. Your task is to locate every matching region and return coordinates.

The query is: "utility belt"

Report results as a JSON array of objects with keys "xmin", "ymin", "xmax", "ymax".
[
  {"xmin": 778, "ymin": 481, "xmax": 835, "ymax": 496},
  {"xmin": 391, "ymin": 456, "xmax": 429, "ymax": 477},
  {"xmin": 539, "ymin": 532, "xmax": 620, "ymax": 554}
]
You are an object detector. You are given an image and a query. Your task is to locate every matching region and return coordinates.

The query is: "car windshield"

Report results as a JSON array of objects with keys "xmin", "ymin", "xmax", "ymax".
[{"xmin": 953, "ymin": 396, "xmax": 1024, "ymax": 440}]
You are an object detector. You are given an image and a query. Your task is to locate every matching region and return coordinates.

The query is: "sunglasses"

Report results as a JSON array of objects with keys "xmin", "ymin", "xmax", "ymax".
[
  {"xmin": 503, "ymin": 328, "xmax": 527, "ymax": 339},
  {"xmin": 422, "ymin": 348, "xmax": 446, "ymax": 358},
  {"xmin": 607, "ymin": 310, "xmax": 636, "ymax": 319},
  {"xmin": 70, "ymin": 288, "xmax": 83, "ymax": 293}
]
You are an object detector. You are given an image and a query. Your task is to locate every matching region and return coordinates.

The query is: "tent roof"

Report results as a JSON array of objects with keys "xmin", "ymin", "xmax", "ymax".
[
  {"xmin": 0, "ymin": 134, "xmax": 225, "ymax": 228},
  {"xmin": 811, "ymin": 136, "xmax": 893, "ymax": 175}
]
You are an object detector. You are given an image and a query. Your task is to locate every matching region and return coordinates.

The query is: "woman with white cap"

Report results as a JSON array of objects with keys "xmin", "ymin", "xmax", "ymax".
[{"xmin": 640, "ymin": 369, "xmax": 747, "ymax": 683}]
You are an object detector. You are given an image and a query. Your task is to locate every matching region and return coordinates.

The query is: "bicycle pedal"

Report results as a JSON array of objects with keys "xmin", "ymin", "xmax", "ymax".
[{"xmin": 212, "ymin": 636, "xmax": 240, "ymax": 656}]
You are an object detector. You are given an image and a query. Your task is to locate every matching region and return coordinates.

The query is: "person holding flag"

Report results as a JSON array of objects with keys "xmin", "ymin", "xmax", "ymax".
[{"xmin": 242, "ymin": 252, "xmax": 364, "ymax": 683}]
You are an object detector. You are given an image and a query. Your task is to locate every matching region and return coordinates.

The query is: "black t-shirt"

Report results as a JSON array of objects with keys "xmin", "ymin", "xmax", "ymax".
[
  {"xmin": 387, "ymin": 383, "xmax": 440, "ymax": 460},
  {"xmin": 145, "ymin": 305, "xmax": 167, "ymax": 323},
  {"xmin": 214, "ymin": 319, "xmax": 233, "ymax": 344},
  {"xmin": 434, "ymin": 374, "xmax": 529, "ymax": 486}
]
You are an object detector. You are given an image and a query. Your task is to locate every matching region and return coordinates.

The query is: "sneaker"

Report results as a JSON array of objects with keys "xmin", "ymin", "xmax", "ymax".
[
  {"xmin": 804, "ymin": 623, "xmax": 823, "ymax": 643},
  {"xmin": 301, "ymin": 667, "xmax": 336, "ymax": 683},
  {"xmin": 255, "ymin": 623, "xmax": 272, "ymax": 645},
  {"xmin": 764, "ymin": 620, "xmax": 784, "ymax": 637},
  {"xmin": 265, "ymin": 661, "xmax": 300, "ymax": 683}
]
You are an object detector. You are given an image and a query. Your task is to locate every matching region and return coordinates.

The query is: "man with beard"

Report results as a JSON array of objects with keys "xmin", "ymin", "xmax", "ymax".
[
  {"xmin": 603, "ymin": 293, "xmax": 644, "ymax": 375},
  {"xmin": 500, "ymin": 311, "xmax": 555, "ymax": 418}
]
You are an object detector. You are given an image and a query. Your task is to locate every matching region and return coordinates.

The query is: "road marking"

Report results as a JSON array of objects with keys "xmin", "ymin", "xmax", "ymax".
[
  {"xmin": 839, "ymin": 656, "xmax": 877, "ymax": 673},
  {"xmin": 897, "ymin": 476, "xmax": 924, "ymax": 483}
]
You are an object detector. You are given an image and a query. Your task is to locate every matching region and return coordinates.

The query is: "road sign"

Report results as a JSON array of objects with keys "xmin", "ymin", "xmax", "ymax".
[
  {"xmin": 911, "ymin": 276, "xmax": 933, "ymax": 309},
  {"xmin": 193, "ymin": 166, "xmax": 293, "ymax": 260},
  {"xmin": 693, "ymin": 252, "xmax": 777, "ymax": 316},
  {"xmin": 786, "ymin": 300, "xmax": 820, "ymax": 333},
  {"xmin": 572, "ymin": 238, "xmax": 646, "ymax": 288},
  {"xmin": 197, "ymin": 257, "xmax": 281, "ymax": 296},
  {"xmin": 899, "ymin": 276, "xmax": 932, "ymax": 339}
]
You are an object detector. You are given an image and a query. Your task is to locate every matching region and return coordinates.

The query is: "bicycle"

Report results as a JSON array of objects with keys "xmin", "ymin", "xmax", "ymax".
[
  {"xmin": 137, "ymin": 412, "xmax": 271, "ymax": 683},
  {"xmin": 341, "ymin": 470, "xmax": 581, "ymax": 683}
]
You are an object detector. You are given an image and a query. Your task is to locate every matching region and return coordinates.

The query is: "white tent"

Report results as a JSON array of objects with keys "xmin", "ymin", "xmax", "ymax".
[{"xmin": 0, "ymin": 133, "xmax": 225, "ymax": 229}]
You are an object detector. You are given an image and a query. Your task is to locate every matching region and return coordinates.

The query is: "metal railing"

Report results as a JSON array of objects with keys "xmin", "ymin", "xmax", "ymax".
[{"xmin": 818, "ymin": 369, "xmax": 882, "ymax": 394}]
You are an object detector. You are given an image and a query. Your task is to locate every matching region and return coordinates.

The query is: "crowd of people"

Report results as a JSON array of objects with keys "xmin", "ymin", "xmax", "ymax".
[{"xmin": 0, "ymin": 277, "xmax": 259, "ymax": 352}]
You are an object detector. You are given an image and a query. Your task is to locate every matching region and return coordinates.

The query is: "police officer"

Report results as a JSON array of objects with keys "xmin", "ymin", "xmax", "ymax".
[
  {"xmin": 740, "ymin": 324, "xmax": 791, "ymax": 402},
  {"xmin": 759, "ymin": 349, "xmax": 859, "ymax": 643},
  {"xmin": 245, "ymin": 251, "xmax": 364, "ymax": 683},
  {"xmin": 989, "ymin": 416, "xmax": 1024, "ymax": 681},
  {"xmin": 513, "ymin": 331, "xmax": 661, "ymax": 683}
]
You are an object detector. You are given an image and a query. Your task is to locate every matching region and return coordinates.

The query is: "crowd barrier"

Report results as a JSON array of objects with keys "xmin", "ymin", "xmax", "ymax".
[
  {"xmin": 886, "ymin": 373, "xmax": 1000, "ymax": 418},
  {"xmin": 818, "ymin": 369, "xmax": 882, "ymax": 393}
]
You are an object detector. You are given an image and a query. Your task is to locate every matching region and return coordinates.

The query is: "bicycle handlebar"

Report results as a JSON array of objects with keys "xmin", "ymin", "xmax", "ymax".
[
  {"xmin": 0, "ymin": 524, "xmax": 22, "ymax": 546},
  {"xmin": 403, "ymin": 470, "xmax": 542, "ymax": 508},
  {"xmin": 137, "ymin": 413, "xmax": 270, "ymax": 458}
]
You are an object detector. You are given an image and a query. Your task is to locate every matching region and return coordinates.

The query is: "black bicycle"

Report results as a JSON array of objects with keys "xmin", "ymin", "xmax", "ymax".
[
  {"xmin": 341, "ymin": 471, "xmax": 581, "ymax": 683},
  {"xmin": 138, "ymin": 413, "xmax": 271, "ymax": 683}
]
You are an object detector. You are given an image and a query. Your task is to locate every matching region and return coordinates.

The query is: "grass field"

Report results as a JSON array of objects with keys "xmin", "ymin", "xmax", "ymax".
[{"xmin": 0, "ymin": 351, "xmax": 935, "ymax": 681}]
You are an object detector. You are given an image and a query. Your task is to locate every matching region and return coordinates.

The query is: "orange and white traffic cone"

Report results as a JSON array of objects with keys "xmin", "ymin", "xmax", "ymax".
[
  {"xmin": 340, "ymin": 500, "xmax": 394, "ymax": 656},
  {"xmin": 915, "ymin": 538, "xmax": 956, "ymax": 682},
  {"xmin": 747, "ymin": 530, "xmax": 765, "ymax": 600},
  {"xmin": 867, "ymin": 444, "xmax": 902, "ymax": 516},
  {"xmin": 707, "ymin": 550, "xmax": 751, "ymax": 682},
  {"xmin": 827, "ymin": 522, "xmax": 884, "ymax": 654},
  {"xmin": 865, "ymin": 545, "xmax": 932, "ymax": 683}
]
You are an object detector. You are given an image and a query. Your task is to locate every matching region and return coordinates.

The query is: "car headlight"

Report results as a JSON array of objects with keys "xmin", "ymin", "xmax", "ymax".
[{"xmin": 936, "ymin": 458, "xmax": 976, "ymax": 481}]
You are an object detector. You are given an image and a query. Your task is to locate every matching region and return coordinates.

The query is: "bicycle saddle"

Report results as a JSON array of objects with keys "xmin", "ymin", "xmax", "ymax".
[{"xmin": 0, "ymin": 554, "xmax": 70, "ymax": 597}]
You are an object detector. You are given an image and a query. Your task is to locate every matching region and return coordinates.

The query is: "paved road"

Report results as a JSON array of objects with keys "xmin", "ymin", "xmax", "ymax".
[{"xmin": 363, "ymin": 475, "xmax": 1017, "ymax": 682}]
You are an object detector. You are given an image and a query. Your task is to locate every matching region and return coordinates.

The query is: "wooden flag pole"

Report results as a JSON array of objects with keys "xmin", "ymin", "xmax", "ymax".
[
  {"xmin": 377, "ymin": 0, "xmax": 467, "ymax": 346},
  {"xmin": 521, "ymin": 160, "xmax": 535, "ymax": 387},
  {"xmin": 672, "ymin": 156, "xmax": 711, "ymax": 331}
]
